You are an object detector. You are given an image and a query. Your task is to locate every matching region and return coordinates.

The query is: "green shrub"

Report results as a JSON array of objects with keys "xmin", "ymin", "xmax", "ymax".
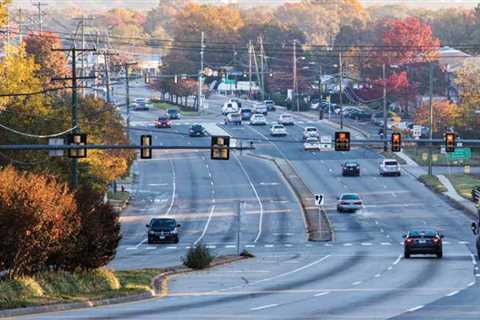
[{"xmin": 183, "ymin": 244, "xmax": 214, "ymax": 270}]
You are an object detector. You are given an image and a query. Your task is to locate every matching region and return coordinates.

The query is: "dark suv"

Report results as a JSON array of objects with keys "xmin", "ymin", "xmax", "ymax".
[
  {"xmin": 342, "ymin": 161, "xmax": 360, "ymax": 176},
  {"xmin": 167, "ymin": 109, "xmax": 180, "ymax": 120},
  {"xmin": 403, "ymin": 229, "xmax": 443, "ymax": 259},
  {"xmin": 146, "ymin": 218, "xmax": 180, "ymax": 244}
]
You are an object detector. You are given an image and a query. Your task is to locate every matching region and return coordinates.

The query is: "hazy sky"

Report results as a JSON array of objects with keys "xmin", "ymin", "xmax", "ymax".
[{"xmin": 12, "ymin": 0, "xmax": 479, "ymax": 11}]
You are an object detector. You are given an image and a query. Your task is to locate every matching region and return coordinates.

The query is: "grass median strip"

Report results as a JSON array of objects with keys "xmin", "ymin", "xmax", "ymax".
[
  {"xmin": 0, "ymin": 268, "xmax": 163, "ymax": 310},
  {"xmin": 445, "ymin": 174, "xmax": 480, "ymax": 200},
  {"xmin": 418, "ymin": 175, "xmax": 448, "ymax": 193}
]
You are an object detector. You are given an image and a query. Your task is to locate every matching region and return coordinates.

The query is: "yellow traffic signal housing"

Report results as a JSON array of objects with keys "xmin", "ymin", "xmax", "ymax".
[
  {"xmin": 67, "ymin": 133, "xmax": 87, "ymax": 158},
  {"xmin": 335, "ymin": 131, "xmax": 350, "ymax": 151},
  {"xmin": 391, "ymin": 133, "xmax": 402, "ymax": 152},
  {"xmin": 140, "ymin": 135, "xmax": 152, "ymax": 159},
  {"xmin": 445, "ymin": 132, "xmax": 456, "ymax": 153},
  {"xmin": 211, "ymin": 136, "xmax": 230, "ymax": 160}
]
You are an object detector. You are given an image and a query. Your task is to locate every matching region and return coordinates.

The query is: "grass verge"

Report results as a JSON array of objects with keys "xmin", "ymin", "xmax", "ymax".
[
  {"xmin": 0, "ymin": 268, "xmax": 163, "ymax": 310},
  {"xmin": 445, "ymin": 174, "xmax": 480, "ymax": 200},
  {"xmin": 404, "ymin": 146, "xmax": 480, "ymax": 166},
  {"xmin": 418, "ymin": 175, "xmax": 448, "ymax": 193},
  {"xmin": 107, "ymin": 191, "xmax": 129, "ymax": 202}
]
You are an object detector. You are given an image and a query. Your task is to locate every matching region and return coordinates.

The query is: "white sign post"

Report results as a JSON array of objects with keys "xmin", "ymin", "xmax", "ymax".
[
  {"xmin": 320, "ymin": 136, "xmax": 333, "ymax": 151},
  {"xmin": 315, "ymin": 194, "xmax": 325, "ymax": 206},
  {"xmin": 48, "ymin": 138, "xmax": 64, "ymax": 157},
  {"xmin": 412, "ymin": 125, "xmax": 422, "ymax": 139}
]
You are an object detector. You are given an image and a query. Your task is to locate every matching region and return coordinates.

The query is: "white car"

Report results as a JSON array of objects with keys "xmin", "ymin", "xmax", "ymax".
[
  {"xmin": 379, "ymin": 159, "xmax": 401, "ymax": 176},
  {"xmin": 250, "ymin": 114, "xmax": 267, "ymax": 125},
  {"xmin": 253, "ymin": 103, "xmax": 268, "ymax": 115},
  {"xmin": 304, "ymin": 137, "xmax": 320, "ymax": 151},
  {"xmin": 303, "ymin": 127, "xmax": 319, "ymax": 140},
  {"xmin": 226, "ymin": 112, "xmax": 242, "ymax": 125},
  {"xmin": 278, "ymin": 114, "xmax": 294, "ymax": 125},
  {"xmin": 336, "ymin": 193, "xmax": 363, "ymax": 213},
  {"xmin": 222, "ymin": 102, "xmax": 239, "ymax": 115},
  {"xmin": 270, "ymin": 124, "xmax": 287, "ymax": 136}
]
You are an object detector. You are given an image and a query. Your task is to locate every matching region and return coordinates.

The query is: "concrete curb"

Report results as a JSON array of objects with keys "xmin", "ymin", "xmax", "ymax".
[
  {"xmin": 0, "ymin": 257, "xmax": 247, "ymax": 319},
  {"xmin": 0, "ymin": 292, "xmax": 154, "ymax": 319},
  {"xmin": 151, "ymin": 256, "xmax": 248, "ymax": 296}
]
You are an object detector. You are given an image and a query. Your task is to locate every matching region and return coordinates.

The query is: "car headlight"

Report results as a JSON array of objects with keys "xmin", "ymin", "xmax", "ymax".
[
  {"xmin": 148, "ymin": 231, "xmax": 155, "ymax": 235},
  {"xmin": 171, "ymin": 229, "xmax": 178, "ymax": 234}
]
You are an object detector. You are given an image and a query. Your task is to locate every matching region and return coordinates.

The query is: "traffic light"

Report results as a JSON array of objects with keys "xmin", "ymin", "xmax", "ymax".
[
  {"xmin": 391, "ymin": 133, "xmax": 402, "ymax": 152},
  {"xmin": 335, "ymin": 131, "xmax": 350, "ymax": 151},
  {"xmin": 140, "ymin": 135, "xmax": 152, "ymax": 159},
  {"xmin": 445, "ymin": 132, "xmax": 456, "ymax": 153},
  {"xmin": 211, "ymin": 136, "xmax": 230, "ymax": 160},
  {"xmin": 67, "ymin": 133, "xmax": 87, "ymax": 158}
]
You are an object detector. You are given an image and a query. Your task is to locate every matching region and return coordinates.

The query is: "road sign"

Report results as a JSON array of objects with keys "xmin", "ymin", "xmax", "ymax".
[
  {"xmin": 319, "ymin": 136, "xmax": 333, "ymax": 151},
  {"xmin": 315, "ymin": 194, "xmax": 325, "ymax": 206},
  {"xmin": 412, "ymin": 125, "xmax": 422, "ymax": 138},
  {"xmin": 447, "ymin": 148, "xmax": 471, "ymax": 161},
  {"xmin": 432, "ymin": 154, "xmax": 438, "ymax": 162},
  {"xmin": 48, "ymin": 138, "xmax": 64, "ymax": 157}
]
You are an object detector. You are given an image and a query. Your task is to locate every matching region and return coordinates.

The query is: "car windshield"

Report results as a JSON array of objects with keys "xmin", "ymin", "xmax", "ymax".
[
  {"xmin": 341, "ymin": 194, "xmax": 360, "ymax": 200},
  {"xmin": 306, "ymin": 138, "xmax": 318, "ymax": 143},
  {"xmin": 306, "ymin": 128, "xmax": 317, "ymax": 132},
  {"xmin": 281, "ymin": 115, "xmax": 291, "ymax": 118},
  {"xmin": 168, "ymin": 109, "xmax": 177, "ymax": 114},
  {"xmin": 192, "ymin": 125, "xmax": 203, "ymax": 130},
  {"xmin": 150, "ymin": 219, "xmax": 176, "ymax": 230},
  {"xmin": 273, "ymin": 125, "xmax": 284, "ymax": 129},
  {"xmin": 158, "ymin": 116, "xmax": 168, "ymax": 120},
  {"xmin": 241, "ymin": 109, "xmax": 251, "ymax": 113},
  {"xmin": 409, "ymin": 230, "xmax": 437, "ymax": 238},
  {"xmin": 385, "ymin": 161, "xmax": 398, "ymax": 166}
]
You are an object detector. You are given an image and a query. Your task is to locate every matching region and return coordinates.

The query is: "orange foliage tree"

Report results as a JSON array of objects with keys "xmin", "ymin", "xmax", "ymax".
[
  {"xmin": 414, "ymin": 100, "xmax": 458, "ymax": 135},
  {"xmin": 0, "ymin": 166, "xmax": 78, "ymax": 277}
]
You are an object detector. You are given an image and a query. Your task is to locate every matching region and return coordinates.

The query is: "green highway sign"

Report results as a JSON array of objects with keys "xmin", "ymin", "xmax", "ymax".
[
  {"xmin": 223, "ymin": 78, "xmax": 236, "ymax": 84},
  {"xmin": 447, "ymin": 148, "xmax": 471, "ymax": 161}
]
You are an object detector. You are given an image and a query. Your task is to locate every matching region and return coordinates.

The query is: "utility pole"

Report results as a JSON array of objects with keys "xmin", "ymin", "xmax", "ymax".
[
  {"xmin": 383, "ymin": 63, "xmax": 388, "ymax": 152},
  {"xmin": 95, "ymin": 50, "xmax": 117, "ymax": 103},
  {"xmin": 248, "ymin": 40, "xmax": 252, "ymax": 99},
  {"xmin": 339, "ymin": 51, "xmax": 344, "ymax": 129},
  {"xmin": 259, "ymin": 36, "xmax": 265, "ymax": 101},
  {"xmin": 318, "ymin": 63, "xmax": 323, "ymax": 120},
  {"xmin": 52, "ymin": 47, "xmax": 96, "ymax": 189},
  {"xmin": 428, "ymin": 62, "xmax": 434, "ymax": 176},
  {"xmin": 124, "ymin": 62, "xmax": 137, "ymax": 141},
  {"xmin": 33, "ymin": 2, "xmax": 47, "ymax": 33},
  {"xmin": 293, "ymin": 39, "xmax": 298, "ymax": 112},
  {"xmin": 17, "ymin": 9, "xmax": 25, "ymax": 42},
  {"xmin": 198, "ymin": 31, "xmax": 204, "ymax": 112},
  {"xmin": 252, "ymin": 45, "xmax": 262, "ymax": 101}
]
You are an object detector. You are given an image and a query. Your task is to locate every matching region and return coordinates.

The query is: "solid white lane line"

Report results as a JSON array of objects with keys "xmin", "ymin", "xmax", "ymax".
[
  {"xmin": 374, "ymin": 274, "xmax": 381, "ymax": 278},
  {"xmin": 265, "ymin": 244, "xmax": 274, "ymax": 248},
  {"xmin": 165, "ymin": 160, "xmax": 176, "ymax": 216},
  {"xmin": 250, "ymin": 304, "xmax": 278, "ymax": 311},
  {"xmin": 352, "ymin": 281, "xmax": 362, "ymax": 286},
  {"xmin": 245, "ymin": 244, "xmax": 255, "ymax": 248},
  {"xmin": 361, "ymin": 243, "xmax": 372, "ymax": 246},
  {"xmin": 470, "ymin": 253, "xmax": 477, "ymax": 266},
  {"xmin": 134, "ymin": 238, "xmax": 147, "ymax": 249},
  {"xmin": 407, "ymin": 305, "xmax": 424, "ymax": 312},
  {"xmin": 459, "ymin": 241, "xmax": 470, "ymax": 245},
  {"xmin": 393, "ymin": 255, "xmax": 402, "ymax": 265},
  {"xmin": 193, "ymin": 205, "xmax": 216, "ymax": 245},
  {"xmin": 344, "ymin": 243, "xmax": 352, "ymax": 246},
  {"xmin": 314, "ymin": 291, "xmax": 330, "ymax": 297},
  {"xmin": 166, "ymin": 246, "xmax": 177, "ymax": 250},
  {"xmin": 225, "ymin": 245, "xmax": 236, "ymax": 248},
  {"xmin": 468, "ymin": 281, "xmax": 475, "ymax": 287},
  {"xmin": 233, "ymin": 153, "xmax": 264, "ymax": 243},
  {"xmin": 387, "ymin": 266, "xmax": 393, "ymax": 271},
  {"xmin": 446, "ymin": 290, "xmax": 460, "ymax": 297},
  {"xmin": 381, "ymin": 242, "xmax": 392, "ymax": 246}
]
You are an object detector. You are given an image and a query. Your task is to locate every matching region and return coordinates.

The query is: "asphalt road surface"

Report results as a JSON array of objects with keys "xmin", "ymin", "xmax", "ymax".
[{"xmin": 22, "ymin": 91, "xmax": 480, "ymax": 319}]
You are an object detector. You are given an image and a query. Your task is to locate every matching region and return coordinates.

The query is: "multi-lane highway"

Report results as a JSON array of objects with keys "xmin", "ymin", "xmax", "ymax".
[{"xmin": 21, "ymin": 90, "xmax": 480, "ymax": 319}]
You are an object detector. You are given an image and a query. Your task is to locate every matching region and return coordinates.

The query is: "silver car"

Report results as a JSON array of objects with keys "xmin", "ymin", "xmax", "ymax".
[
  {"xmin": 379, "ymin": 159, "xmax": 401, "ymax": 176},
  {"xmin": 336, "ymin": 193, "xmax": 363, "ymax": 213}
]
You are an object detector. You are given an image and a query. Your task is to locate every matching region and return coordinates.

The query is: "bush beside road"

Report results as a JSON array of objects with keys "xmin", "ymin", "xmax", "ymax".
[
  {"xmin": 404, "ymin": 145, "xmax": 480, "ymax": 167},
  {"xmin": 445, "ymin": 174, "xmax": 480, "ymax": 201},
  {"xmin": 418, "ymin": 175, "xmax": 448, "ymax": 193}
]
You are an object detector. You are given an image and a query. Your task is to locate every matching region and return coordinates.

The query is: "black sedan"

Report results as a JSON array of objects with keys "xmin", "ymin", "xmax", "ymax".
[
  {"xmin": 146, "ymin": 218, "xmax": 180, "ymax": 244},
  {"xmin": 403, "ymin": 229, "xmax": 443, "ymax": 259},
  {"xmin": 342, "ymin": 161, "xmax": 360, "ymax": 176},
  {"xmin": 189, "ymin": 124, "xmax": 207, "ymax": 137}
]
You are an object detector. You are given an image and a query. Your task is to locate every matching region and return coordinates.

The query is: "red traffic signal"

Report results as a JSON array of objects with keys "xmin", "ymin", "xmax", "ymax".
[
  {"xmin": 391, "ymin": 133, "xmax": 402, "ymax": 152},
  {"xmin": 445, "ymin": 132, "xmax": 456, "ymax": 153},
  {"xmin": 335, "ymin": 131, "xmax": 350, "ymax": 151}
]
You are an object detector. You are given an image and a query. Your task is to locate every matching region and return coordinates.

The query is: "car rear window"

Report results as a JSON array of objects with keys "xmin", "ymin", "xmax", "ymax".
[
  {"xmin": 168, "ymin": 109, "xmax": 177, "ymax": 113},
  {"xmin": 342, "ymin": 194, "xmax": 360, "ymax": 200},
  {"xmin": 345, "ymin": 163, "xmax": 358, "ymax": 167},
  {"xmin": 192, "ymin": 125, "xmax": 203, "ymax": 130},
  {"xmin": 158, "ymin": 116, "xmax": 168, "ymax": 120},
  {"xmin": 241, "ymin": 109, "xmax": 251, "ymax": 113},
  {"xmin": 385, "ymin": 161, "xmax": 398, "ymax": 166},
  {"xmin": 409, "ymin": 230, "xmax": 436, "ymax": 238},
  {"xmin": 273, "ymin": 125, "xmax": 283, "ymax": 129},
  {"xmin": 151, "ymin": 219, "xmax": 176, "ymax": 229}
]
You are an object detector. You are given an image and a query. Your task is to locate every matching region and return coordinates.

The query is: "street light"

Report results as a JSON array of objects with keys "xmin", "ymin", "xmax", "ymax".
[{"xmin": 333, "ymin": 60, "xmax": 354, "ymax": 129}]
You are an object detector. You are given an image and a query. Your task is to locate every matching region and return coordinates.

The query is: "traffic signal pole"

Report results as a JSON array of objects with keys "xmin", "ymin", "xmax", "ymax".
[
  {"xmin": 52, "ymin": 47, "xmax": 96, "ymax": 189},
  {"xmin": 428, "ymin": 63, "xmax": 434, "ymax": 176}
]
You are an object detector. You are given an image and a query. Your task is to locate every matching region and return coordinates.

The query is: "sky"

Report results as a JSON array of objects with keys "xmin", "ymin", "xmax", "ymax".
[{"xmin": 12, "ymin": 0, "xmax": 479, "ymax": 11}]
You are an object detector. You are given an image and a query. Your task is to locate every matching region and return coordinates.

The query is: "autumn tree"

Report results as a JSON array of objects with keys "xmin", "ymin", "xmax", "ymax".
[
  {"xmin": 61, "ymin": 187, "xmax": 121, "ymax": 271},
  {"xmin": 415, "ymin": 100, "xmax": 458, "ymax": 136},
  {"xmin": 23, "ymin": 31, "xmax": 69, "ymax": 85},
  {"xmin": 0, "ymin": 166, "xmax": 78, "ymax": 277},
  {"xmin": 0, "ymin": 0, "xmax": 9, "ymax": 27},
  {"xmin": 454, "ymin": 58, "xmax": 480, "ymax": 137}
]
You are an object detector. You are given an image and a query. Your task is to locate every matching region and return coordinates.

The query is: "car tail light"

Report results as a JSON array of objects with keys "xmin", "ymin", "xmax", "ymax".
[
  {"xmin": 405, "ymin": 238, "xmax": 414, "ymax": 245},
  {"xmin": 432, "ymin": 237, "xmax": 440, "ymax": 244}
]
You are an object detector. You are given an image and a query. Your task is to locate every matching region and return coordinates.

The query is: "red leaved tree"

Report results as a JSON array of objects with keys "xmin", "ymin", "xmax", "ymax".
[{"xmin": 0, "ymin": 166, "xmax": 78, "ymax": 277}]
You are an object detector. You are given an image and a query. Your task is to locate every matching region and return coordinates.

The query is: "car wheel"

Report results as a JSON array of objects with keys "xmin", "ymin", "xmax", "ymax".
[
  {"xmin": 173, "ymin": 236, "xmax": 179, "ymax": 244},
  {"xmin": 437, "ymin": 250, "xmax": 443, "ymax": 259},
  {"xmin": 404, "ymin": 250, "xmax": 410, "ymax": 259},
  {"xmin": 337, "ymin": 206, "xmax": 342, "ymax": 213},
  {"xmin": 397, "ymin": 172, "xmax": 401, "ymax": 177}
]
